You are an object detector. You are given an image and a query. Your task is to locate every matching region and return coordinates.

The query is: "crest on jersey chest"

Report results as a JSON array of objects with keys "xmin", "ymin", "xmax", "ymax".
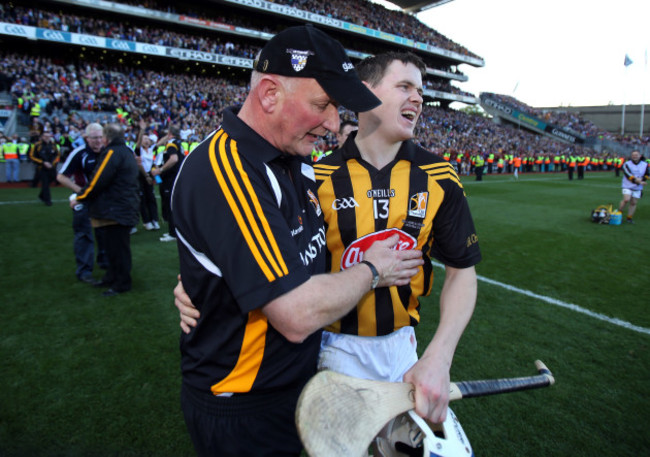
[{"xmin": 408, "ymin": 191, "xmax": 428, "ymax": 219}]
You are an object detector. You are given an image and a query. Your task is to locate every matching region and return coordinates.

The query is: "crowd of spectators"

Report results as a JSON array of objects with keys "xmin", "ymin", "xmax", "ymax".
[
  {"xmin": 0, "ymin": 5, "xmax": 259, "ymax": 60},
  {"xmin": 1, "ymin": 0, "xmax": 640, "ymax": 164},
  {"xmin": 5, "ymin": 52, "xmax": 247, "ymax": 142},
  {"xmin": 4, "ymin": 46, "xmax": 635, "ymax": 170},
  {"xmin": 275, "ymin": 0, "xmax": 482, "ymax": 60},
  {"xmin": 0, "ymin": 2, "xmax": 472, "ymax": 85},
  {"xmin": 106, "ymin": 0, "xmax": 482, "ymax": 60},
  {"xmin": 483, "ymin": 93, "xmax": 650, "ymax": 146},
  {"xmin": 414, "ymin": 105, "xmax": 593, "ymax": 160}
]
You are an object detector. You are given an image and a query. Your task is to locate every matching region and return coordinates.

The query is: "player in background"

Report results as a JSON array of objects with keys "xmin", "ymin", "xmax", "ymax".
[{"xmin": 617, "ymin": 150, "xmax": 648, "ymax": 224}]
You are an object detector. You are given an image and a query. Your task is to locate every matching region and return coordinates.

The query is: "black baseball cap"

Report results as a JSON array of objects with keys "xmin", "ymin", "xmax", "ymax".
[{"xmin": 254, "ymin": 25, "xmax": 381, "ymax": 113}]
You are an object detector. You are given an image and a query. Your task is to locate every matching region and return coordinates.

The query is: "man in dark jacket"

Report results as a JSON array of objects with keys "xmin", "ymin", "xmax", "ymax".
[
  {"xmin": 151, "ymin": 124, "xmax": 184, "ymax": 242},
  {"xmin": 28, "ymin": 129, "xmax": 60, "ymax": 206},
  {"xmin": 71, "ymin": 123, "xmax": 140, "ymax": 297}
]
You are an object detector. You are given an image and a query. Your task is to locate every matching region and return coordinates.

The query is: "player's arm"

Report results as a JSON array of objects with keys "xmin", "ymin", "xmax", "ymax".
[
  {"xmin": 57, "ymin": 151, "xmax": 82, "ymax": 193},
  {"xmin": 173, "ymin": 235, "xmax": 424, "ymax": 341},
  {"xmin": 29, "ymin": 144, "xmax": 42, "ymax": 164},
  {"xmin": 402, "ymin": 265, "xmax": 477, "ymax": 424},
  {"xmin": 262, "ymin": 235, "xmax": 424, "ymax": 343},
  {"xmin": 57, "ymin": 173, "xmax": 82, "ymax": 194}
]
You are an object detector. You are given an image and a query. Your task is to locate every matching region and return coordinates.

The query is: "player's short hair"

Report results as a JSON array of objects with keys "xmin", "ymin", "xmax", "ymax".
[{"xmin": 357, "ymin": 52, "xmax": 426, "ymax": 87}]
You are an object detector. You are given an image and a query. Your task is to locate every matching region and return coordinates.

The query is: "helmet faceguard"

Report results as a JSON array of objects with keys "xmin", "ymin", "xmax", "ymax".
[{"xmin": 375, "ymin": 408, "xmax": 474, "ymax": 457}]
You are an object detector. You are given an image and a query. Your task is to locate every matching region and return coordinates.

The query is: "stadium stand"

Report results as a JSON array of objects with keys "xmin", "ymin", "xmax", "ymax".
[{"xmin": 0, "ymin": 0, "xmax": 645, "ymax": 183}]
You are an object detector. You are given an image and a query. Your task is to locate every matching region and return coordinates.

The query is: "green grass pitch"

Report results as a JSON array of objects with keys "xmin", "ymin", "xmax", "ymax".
[{"xmin": 1, "ymin": 170, "xmax": 648, "ymax": 456}]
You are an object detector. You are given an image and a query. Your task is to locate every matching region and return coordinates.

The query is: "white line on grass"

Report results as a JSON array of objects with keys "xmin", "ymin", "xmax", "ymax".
[{"xmin": 431, "ymin": 261, "xmax": 650, "ymax": 336}]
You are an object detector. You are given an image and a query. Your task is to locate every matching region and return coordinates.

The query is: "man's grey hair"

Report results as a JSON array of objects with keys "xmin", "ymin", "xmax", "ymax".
[
  {"xmin": 85, "ymin": 123, "xmax": 103, "ymax": 137},
  {"xmin": 103, "ymin": 123, "xmax": 124, "ymax": 143}
]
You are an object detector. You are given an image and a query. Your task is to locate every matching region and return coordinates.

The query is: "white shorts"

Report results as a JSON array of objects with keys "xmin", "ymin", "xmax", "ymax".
[
  {"xmin": 318, "ymin": 326, "xmax": 418, "ymax": 382},
  {"xmin": 622, "ymin": 188, "xmax": 642, "ymax": 199}
]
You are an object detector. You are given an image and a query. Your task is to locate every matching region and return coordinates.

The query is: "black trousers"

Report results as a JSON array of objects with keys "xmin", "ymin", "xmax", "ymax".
[
  {"xmin": 181, "ymin": 383, "xmax": 304, "ymax": 457},
  {"xmin": 568, "ymin": 167, "xmax": 574, "ymax": 180},
  {"xmin": 97, "ymin": 224, "xmax": 132, "ymax": 292},
  {"xmin": 160, "ymin": 183, "xmax": 175, "ymax": 236},
  {"xmin": 475, "ymin": 165, "xmax": 483, "ymax": 181},
  {"xmin": 138, "ymin": 175, "xmax": 159, "ymax": 224},
  {"xmin": 37, "ymin": 167, "xmax": 56, "ymax": 203}
]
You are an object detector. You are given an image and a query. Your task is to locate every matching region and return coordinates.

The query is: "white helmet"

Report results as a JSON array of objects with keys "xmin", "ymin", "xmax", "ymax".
[{"xmin": 375, "ymin": 408, "xmax": 474, "ymax": 457}]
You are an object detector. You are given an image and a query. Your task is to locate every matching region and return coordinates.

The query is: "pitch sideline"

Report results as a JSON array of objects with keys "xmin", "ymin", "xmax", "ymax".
[{"xmin": 431, "ymin": 261, "xmax": 650, "ymax": 336}]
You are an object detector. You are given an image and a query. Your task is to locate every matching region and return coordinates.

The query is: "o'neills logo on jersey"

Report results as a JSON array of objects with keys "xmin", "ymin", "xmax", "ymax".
[
  {"xmin": 340, "ymin": 228, "xmax": 417, "ymax": 270},
  {"xmin": 307, "ymin": 189, "xmax": 322, "ymax": 216},
  {"xmin": 408, "ymin": 192, "xmax": 428, "ymax": 218},
  {"xmin": 367, "ymin": 188, "xmax": 395, "ymax": 198}
]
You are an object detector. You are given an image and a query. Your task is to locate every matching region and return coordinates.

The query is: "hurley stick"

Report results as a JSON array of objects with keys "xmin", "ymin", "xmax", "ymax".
[{"xmin": 296, "ymin": 360, "xmax": 554, "ymax": 457}]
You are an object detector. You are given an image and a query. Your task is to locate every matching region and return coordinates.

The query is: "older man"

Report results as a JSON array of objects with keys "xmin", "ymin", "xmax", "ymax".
[
  {"xmin": 57, "ymin": 123, "xmax": 108, "ymax": 283},
  {"xmin": 71, "ymin": 123, "xmax": 140, "ymax": 296},
  {"xmin": 170, "ymin": 26, "xmax": 423, "ymax": 457}
]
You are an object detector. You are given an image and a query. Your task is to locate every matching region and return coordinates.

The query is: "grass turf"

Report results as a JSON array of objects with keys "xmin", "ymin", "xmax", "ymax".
[{"xmin": 1, "ymin": 170, "xmax": 648, "ymax": 456}]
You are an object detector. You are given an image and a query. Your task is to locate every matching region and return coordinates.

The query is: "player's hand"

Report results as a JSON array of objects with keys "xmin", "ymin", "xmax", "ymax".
[
  {"xmin": 403, "ymin": 355, "xmax": 450, "ymax": 424},
  {"xmin": 364, "ymin": 234, "xmax": 424, "ymax": 288},
  {"xmin": 174, "ymin": 274, "xmax": 200, "ymax": 333}
]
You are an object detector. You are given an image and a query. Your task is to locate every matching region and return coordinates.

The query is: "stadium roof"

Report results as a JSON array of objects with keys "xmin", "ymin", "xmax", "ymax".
[{"xmin": 382, "ymin": 0, "xmax": 454, "ymax": 13}]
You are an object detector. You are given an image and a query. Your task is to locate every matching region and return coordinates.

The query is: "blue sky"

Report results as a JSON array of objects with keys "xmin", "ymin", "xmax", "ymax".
[{"xmin": 413, "ymin": 0, "xmax": 649, "ymax": 108}]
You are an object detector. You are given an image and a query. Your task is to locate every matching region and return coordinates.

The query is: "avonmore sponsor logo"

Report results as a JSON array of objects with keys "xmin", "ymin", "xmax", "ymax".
[{"xmin": 340, "ymin": 228, "xmax": 417, "ymax": 270}]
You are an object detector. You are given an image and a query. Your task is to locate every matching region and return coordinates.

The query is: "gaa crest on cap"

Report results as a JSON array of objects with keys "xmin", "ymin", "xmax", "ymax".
[{"xmin": 288, "ymin": 49, "xmax": 314, "ymax": 72}]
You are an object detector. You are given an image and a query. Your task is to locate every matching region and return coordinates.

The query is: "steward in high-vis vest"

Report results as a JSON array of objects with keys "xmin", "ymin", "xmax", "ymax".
[
  {"xmin": 474, "ymin": 154, "xmax": 485, "ymax": 181},
  {"xmin": 30, "ymin": 103, "xmax": 41, "ymax": 118},
  {"xmin": 18, "ymin": 138, "xmax": 30, "ymax": 162},
  {"xmin": 577, "ymin": 155, "xmax": 587, "ymax": 180}
]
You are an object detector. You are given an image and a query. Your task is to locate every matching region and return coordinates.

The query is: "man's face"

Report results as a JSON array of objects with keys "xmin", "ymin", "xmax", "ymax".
[
  {"xmin": 42, "ymin": 132, "xmax": 52, "ymax": 143},
  {"xmin": 86, "ymin": 130, "xmax": 104, "ymax": 153},
  {"xmin": 337, "ymin": 124, "xmax": 357, "ymax": 146},
  {"xmin": 275, "ymin": 78, "xmax": 340, "ymax": 157},
  {"xmin": 365, "ymin": 61, "xmax": 423, "ymax": 143},
  {"xmin": 631, "ymin": 151, "xmax": 641, "ymax": 163}
]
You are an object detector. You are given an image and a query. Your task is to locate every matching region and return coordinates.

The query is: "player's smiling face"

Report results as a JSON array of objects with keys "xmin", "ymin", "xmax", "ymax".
[{"xmin": 367, "ymin": 61, "xmax": 423, "ymax": 143}]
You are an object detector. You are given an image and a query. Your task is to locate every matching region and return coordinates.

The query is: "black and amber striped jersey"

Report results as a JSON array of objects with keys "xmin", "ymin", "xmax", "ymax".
[
  {"xmin": 314, "ymin": 134, "xmax": 481, "ymax": 337},
  {"xmin": 172, "ymin": 108, "xmax": 325, "ymax": 395}
]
